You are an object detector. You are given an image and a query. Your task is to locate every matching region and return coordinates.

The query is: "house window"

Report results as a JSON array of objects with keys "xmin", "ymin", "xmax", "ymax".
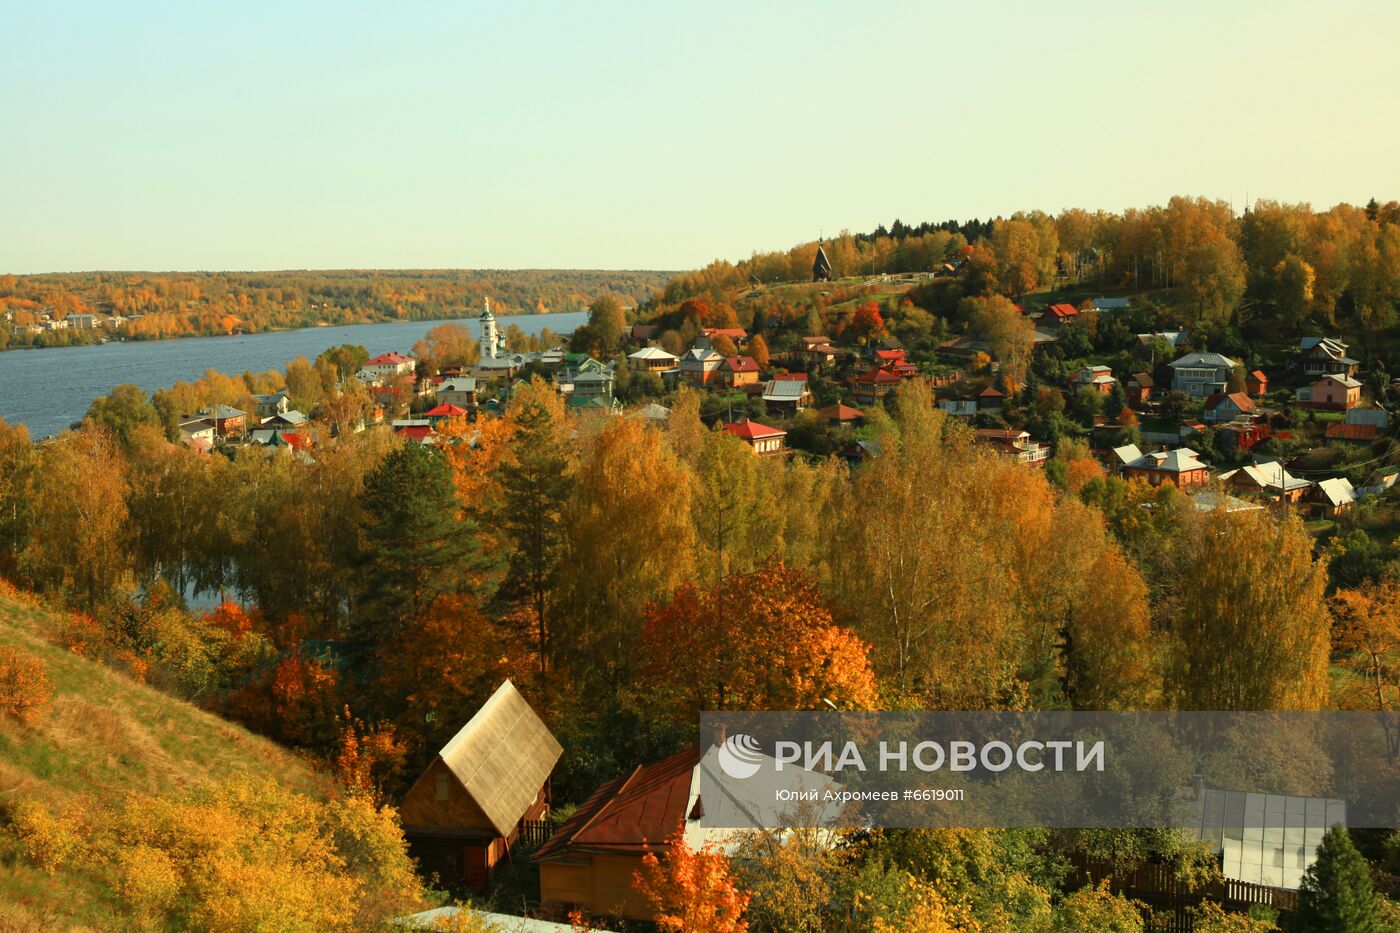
[{"xmin": 435, "ymin": 772, "xmax": 449, "ymax": 802}]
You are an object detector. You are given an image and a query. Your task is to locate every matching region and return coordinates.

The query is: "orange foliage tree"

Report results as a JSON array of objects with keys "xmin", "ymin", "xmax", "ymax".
[
  {"xmin": 334, "ymin": 708, "xmax": 409, "ymax": 805},
  {"xmin": 0, "ymin": 645, "xmax": 52, "ymax": 724},
  {"xmin": 638, "ymin": 558, "xmax": 877, "ymax": 719},
  {"xmin": 634, "ymin": 831, "xmax": 750, "ymax": 933},
  {"xmin": 849, "ymin": 301, "xmax": 885, "ymax": 340}
]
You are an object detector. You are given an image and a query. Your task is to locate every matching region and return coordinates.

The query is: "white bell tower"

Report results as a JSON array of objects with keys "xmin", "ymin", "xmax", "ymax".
[{"xmin": 479, "ymin": 296, "xmax": 499, "ymax": 360}]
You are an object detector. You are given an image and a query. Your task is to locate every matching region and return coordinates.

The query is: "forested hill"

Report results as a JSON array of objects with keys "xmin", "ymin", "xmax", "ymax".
[{"xmin": 0, "ymin": 268, "xmax": 672, "ymax": 349}]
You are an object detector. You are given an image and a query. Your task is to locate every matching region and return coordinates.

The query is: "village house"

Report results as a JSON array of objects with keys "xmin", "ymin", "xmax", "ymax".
[
  {"xmin": 850, "ymin": 367, "xmax": 901, "ymax": 405},
  {"xmin": 401, "ymin": 680, "xmax": 561, "ymax": 891},
  {"xmin": 1070, "ymin": 365, "xmax": 1116, "ymax": 395},
  {"xmin": 423, "ymin": 403, "xmax": 469, "ymax": 426},
  {"xmin": 721, "ymin": 356, "xmax": 761, "ymax": 388},
  {"xmin": 974, "ymin": 385, "xmax": 1005, "ymax": 411},
  {"xmin": 1125, "ymin": 372, "xmax": 1155, "ymax": 406},
  {"xmin": 392, "ymin": 419, "xmax": 435, "ymax": 444},
  {"xmin": 1121, "ymin": 447, "xmax": 1211, "ymax": 488},
  {"xmin": 721, "ymin": 417, "xmax": 787, "ymax": 456},
  {"xmin": 1106, "ymin": 443, "xmax": 1144, "ymax": 472},
  {"xmin": 252, "ymin": 391, "xmax": 291, "ymax": 418},
  {"xmin": 1202, "ymin": 392, "xmax": 1255, "ymax": 424},
  {"xmin": 1310, "ymin": 477, "xmax": 1357, "ymax": 519},
  {"xmin": 1037, "ymin": 303, "xmax": 1080, "ymax": 327},
  {"xmin": 702, "ymin": 327, "xmax": 748, "ymax": 347},
  {"xmin": 761, "ymin": 375, "xmax": 811, "ymax": 415},
  {"xmin": 795, "ymin": 335, "xmax": 840, "ymax": 369},
  {"xmin": 1091, "ymin": 297, "xmax": 1130, "ymax": 312},
  {"xmin": 1168, "ymin": 351, "xmax": 1240, "ymax": 397},
  {"xmin": 937, "ymin": 396, "xmax": 978, "ymax": 418},
  {"xmin": 1297, "ymin": 337, "xmax": 1358, "ymax": 378},
  {"xmin": 1247, "ymin": 370, "xmax": 1268, "ymax": 398},
  {"xmin": 1137, "ymin": 329, "xmax": 1189, "ymax": 351},
  {"xmin": 679, "ymin": 345, "xmax": 724, "ymax": 386},
  {"xmin": 1297, "ymin": 373, "xmax": 1362, "ymax": 411},
  {"xmin": 1325, "ymin": 422, "xmax": 1378, "ymax": 445},
  {"xmin": 569, "ymin": 369, "xmax": 616, "ymax": 405},
  {"xmin": 535, "ymin": 748, "xmax": 700, "ymax": 920},
  {"xmin": 261, "ymin": 409, "xmax": 309, "ymax": 430},
  {"xmin": 973, "ymin": 427, "xmax": 1049, "ymax": 466},
  {"xmin": 179, "ymin": 417, "xmax": 217, "ymax": 446},
  {"xmin": 195, "ymin": 405, "xmax": 246, "ymax": 440},
  {"xmin": 627, "ymin": 324, "xmax": 661, "ymax": 347},
  {"xmin": 364, "ymin": 352, "xmax": 417, "ymax": 378},
  {"xmin": 535, "ymin": 739, "xmax": 840, "ymax": 921},
  {"xmin": 818, "ymin": 403, "xmax": 865, "ymax": 429},
  {"xmin": 1217, "ymin": 460, "xmax": 1312, "ymax": 505},
  {"xmin": 626, "ymin": 346, "xmax": 679, "ymax": 375},
  {"xmin": 437, "ymin": 377, "xmax": 478, "ymax": 409},
  {"xmin": 1215, "ymin": 420, "xmax": 1272, "ymax": 453},
  {"xmin": 353, "ymin": 369, "xmax": 384, "ymax": 389}
]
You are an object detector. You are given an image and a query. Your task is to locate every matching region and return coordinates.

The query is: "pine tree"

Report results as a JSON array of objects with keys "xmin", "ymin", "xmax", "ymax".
[
  {"xmin": 496, "ymin": 397, "xmax": 573, "ymax": 677},
  {"xmin": 1290, "ymin": 826, "xmax": 1381, "ymax": 932},
  {"xmin": 356, "ymin": 442, "xmax": 481, "ymax": 644}
]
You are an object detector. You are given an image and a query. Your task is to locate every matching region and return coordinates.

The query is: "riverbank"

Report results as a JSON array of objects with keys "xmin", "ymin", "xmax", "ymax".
[{"xmin": 0, "ymin": 310, "xmax": 587, "ymax": 439}]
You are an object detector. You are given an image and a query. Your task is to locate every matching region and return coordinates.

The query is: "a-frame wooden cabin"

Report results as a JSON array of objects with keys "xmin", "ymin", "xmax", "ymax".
[{"xmin": 400, "ymin": 679, "xmax": 562, "ymax": 889}]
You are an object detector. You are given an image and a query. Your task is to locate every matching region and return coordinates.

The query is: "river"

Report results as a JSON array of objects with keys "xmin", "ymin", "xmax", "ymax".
[{"xmin": 0, "ymin": 311, "xmax": 586, "ymax": 438}]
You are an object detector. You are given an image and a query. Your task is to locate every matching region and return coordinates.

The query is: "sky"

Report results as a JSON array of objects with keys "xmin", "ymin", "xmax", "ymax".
[{"xmin": 3, "ymin": 0, "xmax": 1398, "ymax": 274}]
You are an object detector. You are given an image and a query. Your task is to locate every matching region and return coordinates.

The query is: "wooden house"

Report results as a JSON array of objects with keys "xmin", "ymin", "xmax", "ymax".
[
  {"xmin": 721, "ymin": 356, "xmax": 761, "ymax": 387},
  {"xmin": 818, "ymin": 403, "xmax": 865, "ymax": 429},
  {"xmin": 1125, "ymin": 372, "xmax": 1155, "ymax": 406},
  {"xmin": 1203, "ymin": 392, "xmax": 1255, "ymax": 424},
  {"xmin": 1037, "ymin": 303, "xmax": 1080, "ymax": 327},
  {"xmin": 721, "ymin": 417, "xmax": 787, "ymax": 456},
  {"xmin": 400, "ymin": 680, "xmax": 562, "ymax": 891},
  {"xmin": 1296, "ymin": 338, "xmax": 1358, "ymax": 378},
  {"xmin": 1247, "ymin": 370, "xmax": 1268, "ymax": 398},
  {"xmin": 535, "ymin": 747, "xmax": 701, "ymax": 920}
]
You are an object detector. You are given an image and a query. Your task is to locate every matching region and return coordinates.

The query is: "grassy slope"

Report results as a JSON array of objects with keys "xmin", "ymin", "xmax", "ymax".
[{"xmin": 0, "ymin": 589, "xmax": 322, "ymax": 928}]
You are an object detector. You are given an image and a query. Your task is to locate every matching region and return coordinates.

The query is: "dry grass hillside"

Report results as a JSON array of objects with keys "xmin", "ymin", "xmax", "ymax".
[{"xmin": 0, "ymin": 586, "xmax": 329, "ymax": 929}]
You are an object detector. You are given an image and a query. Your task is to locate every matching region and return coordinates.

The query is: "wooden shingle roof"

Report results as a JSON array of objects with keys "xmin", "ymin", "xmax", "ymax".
[{"xmin": 438, "ymin": 680, "xmax": 563, "ymax": 838}]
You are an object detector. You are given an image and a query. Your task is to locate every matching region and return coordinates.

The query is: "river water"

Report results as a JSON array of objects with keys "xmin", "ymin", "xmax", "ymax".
[{"xmin": 0, "ymin": 311, "xmax": 586, "ymax": 438}]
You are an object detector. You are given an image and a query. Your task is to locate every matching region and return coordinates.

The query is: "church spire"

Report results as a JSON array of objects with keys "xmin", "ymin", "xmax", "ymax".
[{"xmin": 812, "ymin": 239, "xmax": 832, "ymax": 282}]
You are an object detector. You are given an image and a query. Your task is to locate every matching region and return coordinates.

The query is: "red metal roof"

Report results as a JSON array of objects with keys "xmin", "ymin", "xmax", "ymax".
[
  {"xmin": 424, "ymin": 403, "xmax": 468, "ymax": 417},
  {"xmin": 397, "ymin": 426, "xmax": 434, "ymax": 442},
  {"xmin": 723, "ymin": 419, "xmax": 786, "ymax": 441},
  {"xmin": 770, "ymin": 372, "xmax": 808, "ymax": 381},
  {"xmin": 1046, "ymin": 303, "xmax": 1079, "ymax": 318},
  {"xmin": 1326, "ymin": 422, "xmax": 1379, "ymax": 442},
  {"xmin": 703, "ymin": 327, "xmax": 748, "ymax": 339},
  {"xmin": 368, "ymin": 352, "xmax": 414, "ymax": 366},
  {"xmin": 874, "ymin": 349, "xmax": 906, "ymax": 360},
  {"xmin": 854, "ymin": 368, "xmax": 901, "ymax": 384},
  {"xmin": 723, "ymin": 356, "xmax": 759, "ymax": 372},
  {"xmin": 819, "ymin": 403, "xmax": 864, "ymax": 421},
  {"xmin": 534, "ymin": 747, "xmax": 700, "ymax": 859}
]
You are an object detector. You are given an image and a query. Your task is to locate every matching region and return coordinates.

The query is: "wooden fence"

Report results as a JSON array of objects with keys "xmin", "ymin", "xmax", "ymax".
[
  {"xmin": 1072, "ymin": 857, "xmax": 1296, "ymax": 932},
  {"xmin": 518, "ymin": 819, "xmax": 553, "ymax": 848}
]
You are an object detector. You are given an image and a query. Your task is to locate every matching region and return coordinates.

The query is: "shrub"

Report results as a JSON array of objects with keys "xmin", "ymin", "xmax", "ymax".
[
  {"xmin": 7, "ymin": 797, "xmax": 87, "ymax": 874},
  {"xmin": 0, "ymin": 645, "xmax": 52, "ymax": 724}
]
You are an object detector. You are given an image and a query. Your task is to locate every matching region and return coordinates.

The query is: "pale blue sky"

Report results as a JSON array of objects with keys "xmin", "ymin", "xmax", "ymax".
[{"xmin": 3, "ymin": 1, "xmax": 1397, "ymax": 273}]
